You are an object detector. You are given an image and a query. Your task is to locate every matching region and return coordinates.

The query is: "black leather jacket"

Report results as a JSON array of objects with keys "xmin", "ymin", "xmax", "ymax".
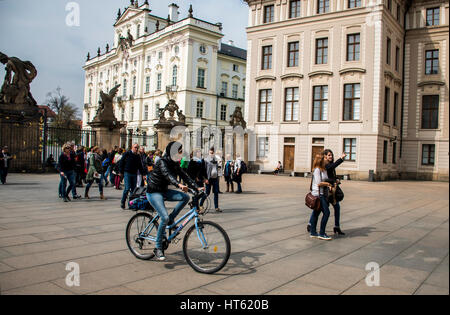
[{"xmin": 147, "ymin": 154, "xmax": 198, "ymax": 193}]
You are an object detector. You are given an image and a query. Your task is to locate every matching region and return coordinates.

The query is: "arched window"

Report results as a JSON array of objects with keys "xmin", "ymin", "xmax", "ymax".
[{"xmin": 172, "ymin": 65, "xmax": 178, "ymax": 86}]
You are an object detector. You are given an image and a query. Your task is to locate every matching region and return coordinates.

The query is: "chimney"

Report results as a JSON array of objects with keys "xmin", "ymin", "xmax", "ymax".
[{"xmin": 168, "ymin": 3, "xmax": 179, "ymax": 22}]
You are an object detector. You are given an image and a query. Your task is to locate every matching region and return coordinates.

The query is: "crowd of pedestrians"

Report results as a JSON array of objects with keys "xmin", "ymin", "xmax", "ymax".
[{"xmin": 52, "ymin": 142, "xmax": 246, "ymax": 214}]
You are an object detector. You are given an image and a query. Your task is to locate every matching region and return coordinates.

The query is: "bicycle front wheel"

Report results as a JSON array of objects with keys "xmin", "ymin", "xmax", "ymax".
[
  {"xmin": 183, "ymin": 221, "xmax": 231, "ymax": 274},
  {"xmin": 126, "ymin": 212, "xmax": 158, "ymax": 260}
]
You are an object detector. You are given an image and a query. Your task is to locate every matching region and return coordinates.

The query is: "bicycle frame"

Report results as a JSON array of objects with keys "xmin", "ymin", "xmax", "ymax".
[{"xmin": 138, "ymin": 205, "xmax": 208, "ymax": 248}]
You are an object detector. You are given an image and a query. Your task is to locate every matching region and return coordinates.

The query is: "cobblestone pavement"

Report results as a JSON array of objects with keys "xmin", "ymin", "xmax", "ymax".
[{"xmin": 0, "ymin": 173, "xmax": 448, "ymax": 295}]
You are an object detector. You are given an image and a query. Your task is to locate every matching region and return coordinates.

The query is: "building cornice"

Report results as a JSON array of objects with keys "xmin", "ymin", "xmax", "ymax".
[
  {"xmin": 308, "ymin": 70, "xmax": 333, "ymax": 78},
  {"xmin": 417, "ymin": 80, "xmax": 445, "ymax": 87},
  {"xmin": 255, "ymin": 75, "xmax": 276, "ymax": 81},
  {"xmin": 339, "ymin": 68, "xmax": 366, "ymax": 75}
]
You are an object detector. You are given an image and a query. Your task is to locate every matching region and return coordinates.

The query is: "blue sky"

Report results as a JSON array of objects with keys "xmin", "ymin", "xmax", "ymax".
[{"xmin": 0, "ymin": 0, "xmax": 248, "ymax": 117}]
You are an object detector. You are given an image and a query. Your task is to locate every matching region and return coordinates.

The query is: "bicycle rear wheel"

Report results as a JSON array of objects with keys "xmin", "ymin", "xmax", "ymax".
[
  {"xmin": 183, "ymin": 221, "xmax": 230, "ymax": 274},
  {"xmin": 126, "ymin": 212, "xmax": 158, "ymax": 260}
]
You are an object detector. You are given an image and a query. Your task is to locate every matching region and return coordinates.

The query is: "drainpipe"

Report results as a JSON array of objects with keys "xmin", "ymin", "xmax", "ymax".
[{"xmin": 400, "ymin": 0, "xmax": 412, "ymax": 161}]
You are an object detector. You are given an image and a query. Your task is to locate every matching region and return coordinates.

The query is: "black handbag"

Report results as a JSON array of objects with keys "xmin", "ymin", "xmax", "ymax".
[{"xmin": 335, "ymin": 185, "xmax": 344, "ymax": 202}]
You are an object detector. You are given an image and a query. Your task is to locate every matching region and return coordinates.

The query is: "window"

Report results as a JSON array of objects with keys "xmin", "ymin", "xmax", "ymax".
[
  {"xmin": 396, "ymin": 4, "xmax": 401, "ymax": 21},
  {"xmin": 197, "ymin": 69, "xmax": 205, "ymax": 88},
  {"xmin": 137, "ymin": 24, "xmax": 141, "ymax": 38},
  {"xmin": 220, "ymin": 105, "xmax": 227, "ymax": 121},
  {"xmin": 199, "ymin": 45, "xmax": 206, "ymax": 54},
  {"xmin": 221, "ymin": 82, "xmax": 228, "ymax": 97},
  {"xmin": 158, "ymin": 51, "xmax": 163, "ymax": 59},
  {"xmin": 386, "ymin": 37, "xmax": 391, "ymax": 65},
  {"xmin": 317, "ymin": 0, "xmax": 330, "ymax": 14},
  {"xmin": 343, "ymin": 138, "xmax": 357, "ymax": 161},
  {"xmin": 132, "ymin": 76, "xmax": 137, "ymax": 96},
  {"xmin": 196, "ymin": 101, "xmax": 204, "ymax": 118},
  {"xmin": 395, "ymin": 46, "xmax": 400, "ymax": 71},
  {"xmin": 147, "ymin": 55, "xmax": 151, "ymax": 64},
  {"xmin": 121, "ymin": 108, "xmax": 125, "ymax": 121},
  {"xmin": 262, "ymin": 46, "xmax": 272, "ymax": 70},
  {"xmin": 155, "ymin": 103, "xmax": 160, "ymax": 117},
  {"xmin": 172, "ymin": 65, "xmax": 178, "ymax": 86},
  {"xmin": 130, "ymin": 106, "xmax": 134, "ymax": 121},
  {"xmin": 233, "ymin": 64, "xmax": 239, "ymax": 72},
  {"xmin": 288, "ymin": 42, "xmax": 299, "ymax": 67},
  {"xmin": 88, "ymin": 89, "xmax": 92, "ymax": 104},
  {"xmin": 143, "ymin": 105, "xmax": 149, "ymax": 121},
  {"xmin": 383, "ymin": 140, "xmax": 388, "ymax": 164},
  {"xmin": 142, "ymin": 132, "xmax": 147, "ymax": 146},
  {"xmin": 243, "ymin": 85, "xmax": 246, "ymax": 98},
  {"xmin": 289, "ymin": 0, "xmax": 301, "ymax": 18},
  {"xmin": 422, "ymin": 95, "xmax": 439, "ymax": 129},
  {"xmin": 174, "ymin": 46, "xmax": 179, "ymax": 54},
  {"xmin": 392, "ymin": 142, "xmax": 397, "ymax": 164},
  {"xmin": 426, "ymin": 7, "xmax": 440, "ymax": 26},
  {"xmin": 316, "ymin": 38, "xmax": 328, "ymax": 64},
  {"xmin": 259, "ymin": 89, "xmax": 272, "ymax": 122},
  {"xmin": 348, "ymin": 0, "xmax": 361, "ymax": 8},
  {"xmin": 122, "ymin": 79, "xmax": 127, "ymax": 97},
  {"xmin": 263, "ymin": 5, "xmax": 274, "ymax": 23},
  {"xmin": 284, "ymin": 87, "xmax": 299, "ymax": 121},
  {"xmin": 347, "ymin": 34, "xmax": 360, "ymax": 61},
  {"xmin": 156, "ymin": 73, "xmax": 162, "ymax": 91},
  {"xmin": 258, "ymin": 137, "xmax": 269, "ymax": 158},
  {"xmin": 425, "ymin": 50, "xmax": 439, "ymax": 75},
  {"xmin": 422, "ymin": 144, "xmax": 435, "ymax": 165},
  {"xmin": 384, "ymin": 87, "xmax": 390, "ymax": 124},
  {"xmin": 343, "ymin": 83, "xmax": 361, "ymax": 121},
  {"xmin": 393, "ymin": 92, "xmax": 399, "ymax": 127},
  {"xmin": 232, "ymin": 84, "xmax": 239, "ymax": 99},
  {"xmin": 87, "ymin": 112, "xmax": 90, "ymax": 123},
  {"xmin": 145, "ymin": 76, "xmax": 150, "ymax": 93},
  {"xmin": 387, "ymin": 0, "xmax": 392, "ymax": 11},
  {"xmin": 312, "ymin": 86, "xmax": 328, "ymax": 121}
]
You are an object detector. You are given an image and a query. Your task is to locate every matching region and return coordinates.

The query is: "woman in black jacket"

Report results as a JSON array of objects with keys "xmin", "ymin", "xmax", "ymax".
[
  {"xmin": 57, "ymin": 144, "xmax": 80, "ymax": 202},
  {"xmin": 307, "ymin": 149, "xmax": 347, "ymax": 235},
  {"xmin": 146, "ymin": 142, "xmax": 202, "ymax": 261}
]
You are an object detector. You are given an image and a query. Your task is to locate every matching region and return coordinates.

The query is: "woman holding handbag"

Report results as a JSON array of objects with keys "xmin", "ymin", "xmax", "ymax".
[
  {"xmin": 309, "ymin": 153, "xmax": 332, "ymax": 240},
  {"xmin": 307, "ymin": 150, "xmax": 346, "ymax": 235}
]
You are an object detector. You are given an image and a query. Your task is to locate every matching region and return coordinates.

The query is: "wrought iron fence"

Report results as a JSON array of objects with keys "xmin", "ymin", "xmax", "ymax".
[{"xmin": 43, "ymin": 127, "xmax": 97, "ymax": 166}]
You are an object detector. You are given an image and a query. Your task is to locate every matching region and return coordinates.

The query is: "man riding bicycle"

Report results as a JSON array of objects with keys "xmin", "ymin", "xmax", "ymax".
[{"xmin": 146, "ymin": 141, "xmax": 202, "ymax": 261}]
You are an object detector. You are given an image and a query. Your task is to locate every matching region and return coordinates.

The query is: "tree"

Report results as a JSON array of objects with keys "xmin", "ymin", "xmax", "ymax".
[{"xmin": 46, "ymin": 87, "xmax": 80, "ymax": 129}]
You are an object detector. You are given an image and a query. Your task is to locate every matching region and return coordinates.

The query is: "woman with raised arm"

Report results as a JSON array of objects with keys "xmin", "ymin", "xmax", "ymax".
[{"xmin": 309, "ymin": 153, "xmax": 332, "ymax": 240}]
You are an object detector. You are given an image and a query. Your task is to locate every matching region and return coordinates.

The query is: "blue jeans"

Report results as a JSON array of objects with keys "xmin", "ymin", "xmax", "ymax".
[
  {"xmin": 309, "ymin": 196, "xmax": 330, "ymax": 236},
  {"xmin": 85, "ymin": 178, "xmax": 103, "ymax": 194},
  {"xmin": 146, "ymin": 190, "xmax": 190, "ymax": 249},
  {"xmin": 0, "ymin": 168, "xmax": 8, "ymax": 184},
  {"xmin": 309, "ymin": 201, "xmax": 341, "ymax": 228},
  {"xmin": 121, "ymin": 172, "xmax": 137, "ymax": 205},
  {"xmin": 60, "ymin": 170, "xmax": 76, "ymax": 197},
  {"xmin": 200, "ymin": 177, "xmax": 219, "ymax": 209}
]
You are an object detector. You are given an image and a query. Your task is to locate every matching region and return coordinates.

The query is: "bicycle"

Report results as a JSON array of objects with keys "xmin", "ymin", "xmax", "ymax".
[{"xmin": 125, "ymin": 189, "xmax": 231, "ymax": 274}]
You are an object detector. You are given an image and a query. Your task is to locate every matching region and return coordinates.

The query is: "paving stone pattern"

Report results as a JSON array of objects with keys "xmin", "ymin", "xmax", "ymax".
[{"xmin": 0, "ymin": 174, "xmax": 448, "ymax": 295}]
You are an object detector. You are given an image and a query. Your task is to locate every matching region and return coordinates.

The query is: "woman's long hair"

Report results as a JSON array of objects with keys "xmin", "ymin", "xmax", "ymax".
[{"xmin": 312, "ymin": 153, "xmax": 326, "ymax": 171}]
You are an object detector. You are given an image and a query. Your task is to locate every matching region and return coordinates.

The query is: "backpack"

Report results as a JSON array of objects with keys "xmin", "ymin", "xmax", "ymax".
[{"xmin": 239, "ymin": 160, "xmax": 248, "ymax": 174}]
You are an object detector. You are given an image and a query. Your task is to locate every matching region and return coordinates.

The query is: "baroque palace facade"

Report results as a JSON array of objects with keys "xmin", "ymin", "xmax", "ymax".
[
  {"xmin": 82, "ymin": 1, "xmax": 246, "ymax": 149},
  {"xmin": 244, "ymin": 0, "xmax": 449, "ymax": 181}
]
